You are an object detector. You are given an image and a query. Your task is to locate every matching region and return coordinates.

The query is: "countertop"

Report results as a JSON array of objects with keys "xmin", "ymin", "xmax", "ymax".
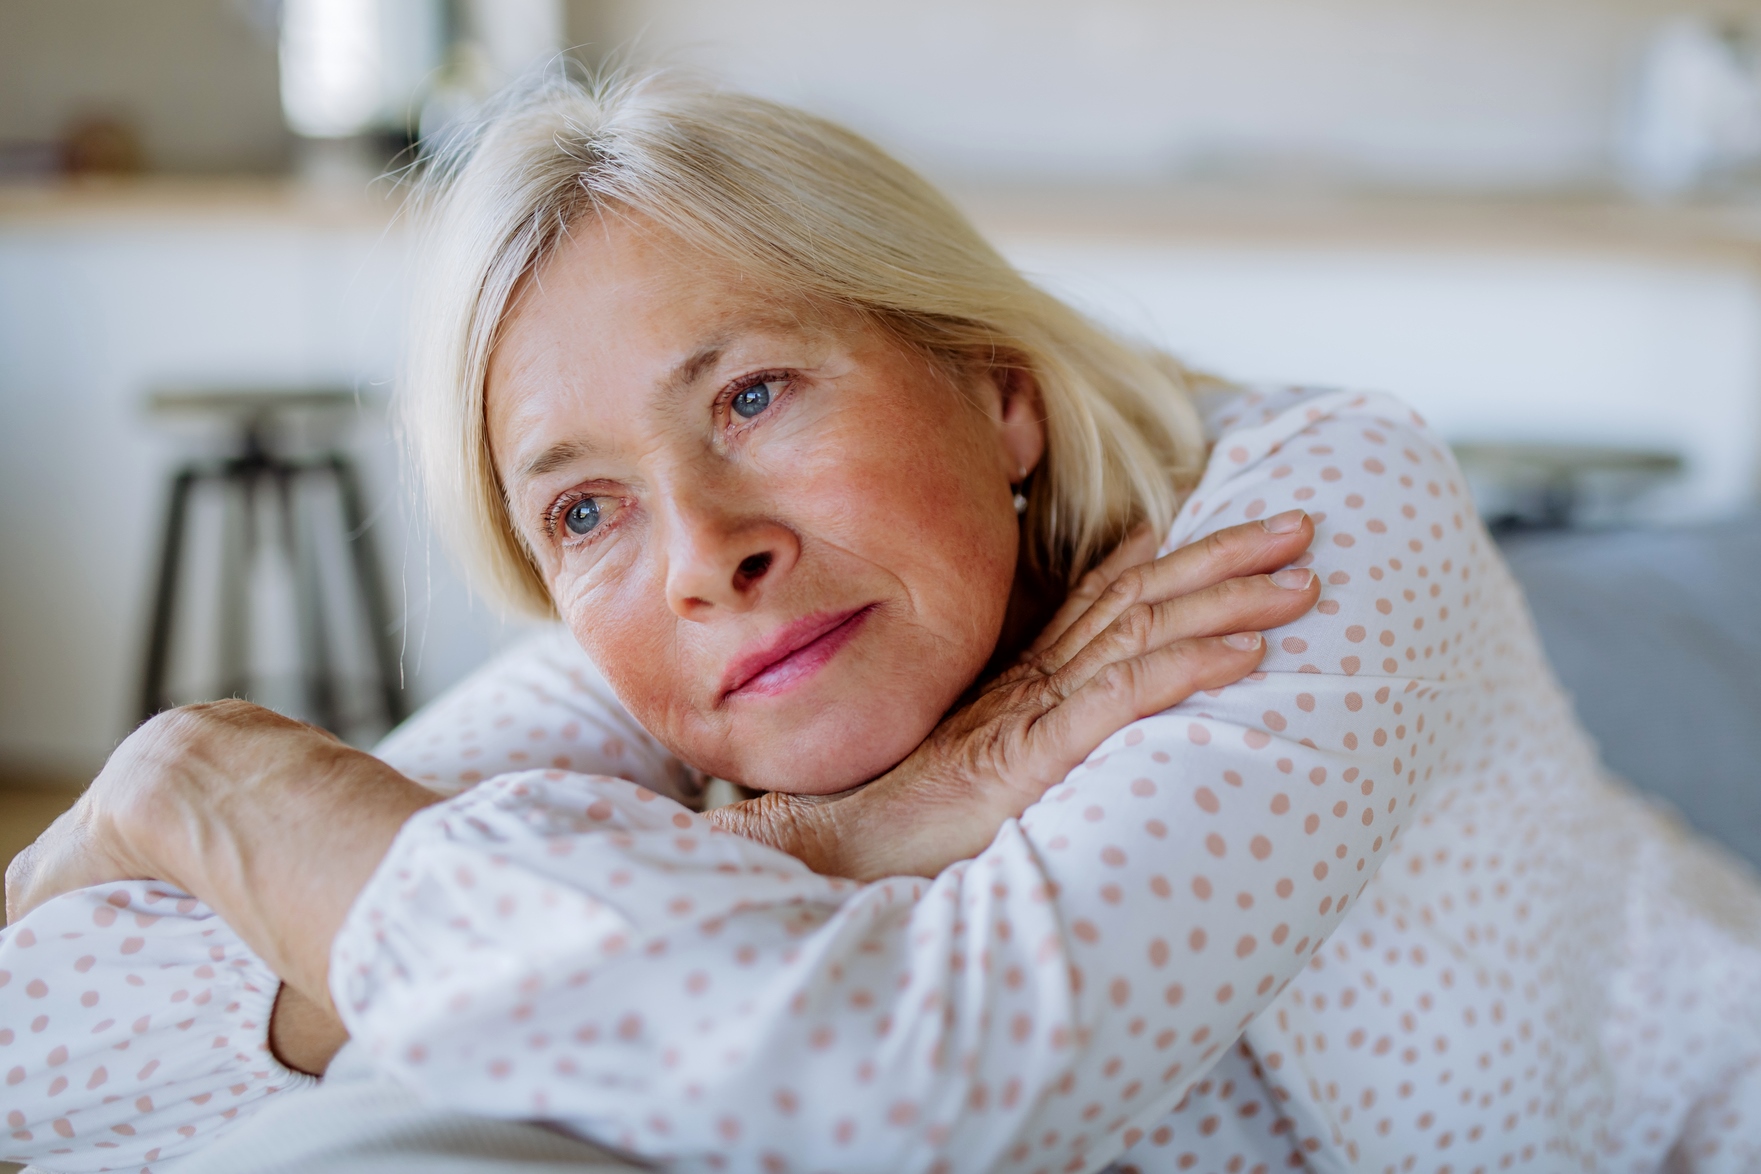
[{"xmin": 9, "ymin": 175, "xmax": 1761, "ymax": 266}]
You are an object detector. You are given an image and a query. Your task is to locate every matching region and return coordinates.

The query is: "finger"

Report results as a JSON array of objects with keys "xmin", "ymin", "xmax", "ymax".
[
  {"xmin": 1050, "ymin": 566, "xmax": 1319, "ymax": 694},
  {"xmin": 1028, "ymin": 524, "xmax": 1160, "ymax": 655},
  {"xmin": 1024, "ymin": 632, "xmax": 1268, "ymax": 780},
  {"xmin": 1035, "ymin": 511, "xmax": 1313, "ymax": 672}
]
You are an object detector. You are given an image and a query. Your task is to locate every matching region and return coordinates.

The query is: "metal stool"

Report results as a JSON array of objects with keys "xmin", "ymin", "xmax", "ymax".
[{"xmin": 138, "ymin": 389, "xmax": 407, "ymax": 739}]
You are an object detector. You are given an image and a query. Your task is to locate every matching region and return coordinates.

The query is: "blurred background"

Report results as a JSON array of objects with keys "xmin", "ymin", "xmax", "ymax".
[{"xmin": 2, "ymin": 0, "xmax": 1760, "ymax": 876}]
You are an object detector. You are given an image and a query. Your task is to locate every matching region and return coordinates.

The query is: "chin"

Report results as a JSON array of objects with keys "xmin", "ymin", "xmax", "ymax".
[{"xmin": 723, "ymin": 694, "xmax": 945, "ymax": 796}]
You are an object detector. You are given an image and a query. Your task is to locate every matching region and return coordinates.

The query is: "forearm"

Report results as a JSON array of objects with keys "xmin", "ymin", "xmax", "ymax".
[
  {"xmin": 114, "ymin": 705, "xmax": 441, "ymax": 1010},
  {"xmin": 328, "ymin": 679, "xmax": 1457, "ymax": 1174}
]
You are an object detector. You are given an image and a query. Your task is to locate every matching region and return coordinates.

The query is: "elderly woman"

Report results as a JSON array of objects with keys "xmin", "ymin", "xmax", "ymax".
[{"xmin": 6, "ymin": 70, "xmax": 1761, "ymax": 1174}]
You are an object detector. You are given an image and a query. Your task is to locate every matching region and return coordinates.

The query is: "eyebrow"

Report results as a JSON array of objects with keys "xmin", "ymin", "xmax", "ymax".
[
  {"xmin": 517, "ymin": 438, "xmax": 595, "ymax": 481},
  {"xmin": 510, "ymin": 312, "xmax": 813, "ymax": 484}
]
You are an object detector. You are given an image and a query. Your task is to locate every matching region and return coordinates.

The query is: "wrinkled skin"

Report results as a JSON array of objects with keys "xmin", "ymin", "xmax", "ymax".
[{"xmin": 487, "ymin": 215, "xmax": 1042, "ymax": 794}]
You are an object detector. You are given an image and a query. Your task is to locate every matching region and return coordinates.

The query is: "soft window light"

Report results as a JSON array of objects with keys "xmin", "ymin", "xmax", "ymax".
[
  {"xmin": 278, "ymin": 0, "xmax": 452, "ymax": 140},
  {"xmin": 279, "ymin": 0, "xmax": 386, "ymax": 138}
]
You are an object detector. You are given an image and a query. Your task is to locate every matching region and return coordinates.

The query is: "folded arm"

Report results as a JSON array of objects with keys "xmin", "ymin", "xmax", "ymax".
[{"xmin": 323, "ymin": 390, "xmax": 1478, "ymax": 1172}]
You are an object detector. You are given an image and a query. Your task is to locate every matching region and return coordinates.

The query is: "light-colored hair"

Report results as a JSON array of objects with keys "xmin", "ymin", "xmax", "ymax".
[{"xmin": 400, "ymin": 65, "xmax": 1210, "ymax": 618}]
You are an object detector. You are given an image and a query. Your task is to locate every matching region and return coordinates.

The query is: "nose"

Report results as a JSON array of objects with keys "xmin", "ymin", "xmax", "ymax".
[{"xmin": 660, "ymin": 482, "xmax": 799, "ymax": 619}]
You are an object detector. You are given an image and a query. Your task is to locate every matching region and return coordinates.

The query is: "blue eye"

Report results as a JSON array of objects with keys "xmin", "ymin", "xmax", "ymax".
[
  {"xmin": 732, "ymin": 381, "xmax": 774, "ymax": 418},
  {"xmin": 564, "ymin": 498, "xmax": 601, "ymax": 535}
]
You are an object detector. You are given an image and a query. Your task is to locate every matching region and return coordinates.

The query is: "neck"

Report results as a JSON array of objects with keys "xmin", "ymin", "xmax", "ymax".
[{"xmin": 980, "ymin": 553, "xmax": 1066, "ymax": 685}]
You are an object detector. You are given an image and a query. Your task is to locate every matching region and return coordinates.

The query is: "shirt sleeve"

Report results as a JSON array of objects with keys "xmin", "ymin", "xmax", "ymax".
[
  {"xmin": 373, "ymin": 626, "xmax": 700, "ymax": 804},
  {"xmin": 331, "ymin": 388, "xmax": 1488, "ymax": 1173},
  {"xmin": 0, "ymin": 628, "xmax": 694, "ymax": 1173},
  {"xmin": 0, "ymin": 882, "xmax": 315, "ymax": 1172}
]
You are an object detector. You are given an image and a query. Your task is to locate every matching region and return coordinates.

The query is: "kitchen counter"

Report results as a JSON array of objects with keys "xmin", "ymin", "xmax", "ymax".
[{"xmin": 10, "ymin": 175, "xmax": 1761, "ymax": 265}]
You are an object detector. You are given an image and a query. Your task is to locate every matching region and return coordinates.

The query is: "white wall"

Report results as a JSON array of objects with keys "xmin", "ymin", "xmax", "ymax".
[
  {"xmin": 593, "ymin": 0, "xmax": 1751, "ymax": 190},
  {"xmin": 0, "ymin": 0, "xmax": 291, "ymax": 173},
  {"xmin": 1002, "ymin": 235, "xmax": 1761, "ymax": 520}
]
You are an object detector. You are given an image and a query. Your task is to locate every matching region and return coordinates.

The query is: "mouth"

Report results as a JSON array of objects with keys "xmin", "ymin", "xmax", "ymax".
[{"xmin": 720, "ymin": 604, "xmax": 878, "ymax": 701}]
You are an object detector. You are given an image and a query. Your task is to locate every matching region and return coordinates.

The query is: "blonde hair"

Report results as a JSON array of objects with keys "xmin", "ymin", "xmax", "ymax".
[{"xmin": 401, "ymin": 65, "xmax": 1210, "ymax": 618}]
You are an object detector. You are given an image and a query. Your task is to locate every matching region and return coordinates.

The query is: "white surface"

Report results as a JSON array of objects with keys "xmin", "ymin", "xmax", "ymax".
[
  {"xmin": 603, "ymin": 0, "xmax": 1719, "ymax": 190},
  {"xmin": 1003, "ymin": 236, "xmax": 1761, "ymax": 521}
]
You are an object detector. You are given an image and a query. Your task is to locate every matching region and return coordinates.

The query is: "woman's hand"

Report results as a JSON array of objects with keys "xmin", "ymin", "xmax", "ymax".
[
  {"xmin": 709, "ymin": 511, "xmax": 1320, "ymax": 881},
  {"xmin": 5, "ymin": 701, "xmax": 440, "ymax": 1074}
]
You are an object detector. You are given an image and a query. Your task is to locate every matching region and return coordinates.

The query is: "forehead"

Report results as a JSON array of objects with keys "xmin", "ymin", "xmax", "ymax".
[
  {"xmin": 493, "ymin": 214, "xmax": 861, "ymax": 383},
  {"xmin": 485, "ymin": 216, "xmax": 873, "ymax": 465}
]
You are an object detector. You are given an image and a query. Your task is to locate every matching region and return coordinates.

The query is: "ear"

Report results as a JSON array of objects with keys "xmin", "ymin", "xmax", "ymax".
[{"xmin": 992, "ymin": 366, "xmax": 1046, "ymax": 484}]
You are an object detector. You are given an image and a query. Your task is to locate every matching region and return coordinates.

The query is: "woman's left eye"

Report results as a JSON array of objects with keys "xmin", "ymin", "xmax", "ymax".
[
  {"xmin": 731, "ymin": 379, "xmax": 781, "ymax": 419},
  {"xmin": 563, "ymin": 497, "xmax": 601, "ymax": 536}
]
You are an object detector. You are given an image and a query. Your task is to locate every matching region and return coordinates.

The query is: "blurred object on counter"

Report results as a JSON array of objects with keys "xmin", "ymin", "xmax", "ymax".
[
  {"xmin": 139, "ymin": 388, "xmax": 407, "ymax": 746},
  {"xmin": 0, "ymin": 112, "xmax": 143, "ymax": 179},
  {"xmin": 278, "ymin": 0, "xmax": 446, "ymax": 185},
  {"xmin": 1454, "ymin": 442, "xmax": 1685, "ymax": 532},
  {"xmin": 277, "ymin": 0, "xmax": 562, "ymax": 185},
  {"xmin": 416, "ymin": 0, "xmax": 566, "ymax": 146},
  {"xmin": 1618, "ymin": 16, "xmax": 1761, "ymax": 197},
  {"xmin": 278, "ymin": 0, "xmax": 448, "ymax": 139},
  {"xmin": 62, "ymin": 114, "xmax": 144, "ymax": 174}
]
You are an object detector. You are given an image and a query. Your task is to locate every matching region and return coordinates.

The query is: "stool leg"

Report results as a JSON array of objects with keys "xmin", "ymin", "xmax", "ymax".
[
  {"xmin": 138, "ymin": 467, "xmax": 198, "ymax": 725},
  {"xmin": 217, "ymin": 468, "xmax": 256, "ymax": 703},
  {"xmin": 277, "ymin": 466, "xmax": 340, "ymax": 734},
  {"xmin": 328, "ymin": 455, "xmax": 408, "ymax": 727}
]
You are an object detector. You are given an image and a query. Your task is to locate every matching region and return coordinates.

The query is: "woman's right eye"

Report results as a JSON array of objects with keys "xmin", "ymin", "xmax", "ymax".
[
  {"xmin": 732, "ymin": 379, "xmax": 780, "ymax": 419},
  {"xmin": 563, "ymin": 497, "xmax": 601, "ymax": 536}
]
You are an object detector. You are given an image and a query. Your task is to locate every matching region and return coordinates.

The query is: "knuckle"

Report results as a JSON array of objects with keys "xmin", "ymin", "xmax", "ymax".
[
  {"xmin": 1223, "ymin": 573, "xmax": 1265, "ymax": 601},
  {"xmin": 1201, "ymin": 527, "xmax": 1237, "ymax": 560},
  {"xmin": 1094, "ymin": 659, "xmax": 1141, "ymax": 698},
  {"xmin": 1100, "ymin": 570, "xmax": 1142, "ymax": 608},
  {"xmin": 1157, "ymin": 639, "xmax": 1206, "ymax": 681},
  {"xmin": 1115, "ymin": 601, "xmax": 1157, "ymax": 647}
]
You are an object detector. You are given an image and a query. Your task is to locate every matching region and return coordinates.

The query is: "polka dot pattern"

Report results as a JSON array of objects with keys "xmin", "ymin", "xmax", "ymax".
[
  {"xmin": 7, "ymin": 386, "xmax": 1759, "ymax": 1173},
  {"xmin": 0, "ymin": 883, "xmax": 312, "ymax": 1171}
]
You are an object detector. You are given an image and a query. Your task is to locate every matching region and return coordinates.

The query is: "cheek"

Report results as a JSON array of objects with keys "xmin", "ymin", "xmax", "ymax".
[
  {"xmin": 788, "ymin": 398, "xmax": 1018, "ymax": 632},
  {"xmin": 552, "ymin": 555, "xmax": 683, "ymax": 726}
]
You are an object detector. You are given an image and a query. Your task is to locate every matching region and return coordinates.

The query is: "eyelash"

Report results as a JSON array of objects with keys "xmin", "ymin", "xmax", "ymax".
[
  {"xmin": 543, "ymin": 491, "xmax": 614, "ymax": 544},
  {"xmin": 540, "ymin": 369, "xmax": 797, "ymax": 546},
  {"xmin": 717, "ymin": 369, "xmax": 795, "ymax": 430}
]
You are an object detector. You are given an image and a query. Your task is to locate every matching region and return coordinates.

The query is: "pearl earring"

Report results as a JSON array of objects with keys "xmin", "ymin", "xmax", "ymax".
[{"xmin": 1012, "ymin": 465, "xmax": 1029, "ymax": 515}]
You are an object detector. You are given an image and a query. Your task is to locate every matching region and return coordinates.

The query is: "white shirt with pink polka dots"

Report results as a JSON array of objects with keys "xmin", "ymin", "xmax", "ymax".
[{"xmin": 4, "ymin": 386, "xmax": 1758, "ymax": 1174}]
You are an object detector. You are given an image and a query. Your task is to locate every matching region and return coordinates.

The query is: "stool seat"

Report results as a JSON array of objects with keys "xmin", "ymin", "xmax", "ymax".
[{"xmin": 147, "ymin": 387, "xmax": 364, "ymax": 416}]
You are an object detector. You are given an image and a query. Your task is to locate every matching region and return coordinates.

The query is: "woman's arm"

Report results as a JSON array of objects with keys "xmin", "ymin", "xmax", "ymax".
[
  {"xmin": 7, "ymin": 387, "xmax": 1465, "ymax": 1171},
  {"xmin": 0, "ymin": 631, "xmax": 695, "ymax": 1171},
  {"xmin": 316, "ymin": 389, "xmax": 1480, "ymax": 1172}
]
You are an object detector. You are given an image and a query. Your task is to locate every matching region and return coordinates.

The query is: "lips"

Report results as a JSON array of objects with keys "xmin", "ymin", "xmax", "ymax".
[{"xmin": 719, "ymin": 605, "xmax": 876, "ymax": 701}]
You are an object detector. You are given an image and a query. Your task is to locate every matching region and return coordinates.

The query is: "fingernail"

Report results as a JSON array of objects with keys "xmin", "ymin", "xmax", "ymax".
[
  {"xmin": 1262, "ymin": 509, "xmax": 1307, "ymax": 533},
  {"xmin": 1271, "ymin": 568, "xmax": 1313, "ymax": 589},
  {"xmin": 1224, "ymin": 631, "xmax": 1263, "ymax": 651}
]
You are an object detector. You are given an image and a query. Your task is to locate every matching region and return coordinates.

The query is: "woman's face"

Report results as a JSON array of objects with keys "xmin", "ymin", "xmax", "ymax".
[{"xmin": 486, "ymin": 217, "xmax": 1044, "ymax": 793}]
